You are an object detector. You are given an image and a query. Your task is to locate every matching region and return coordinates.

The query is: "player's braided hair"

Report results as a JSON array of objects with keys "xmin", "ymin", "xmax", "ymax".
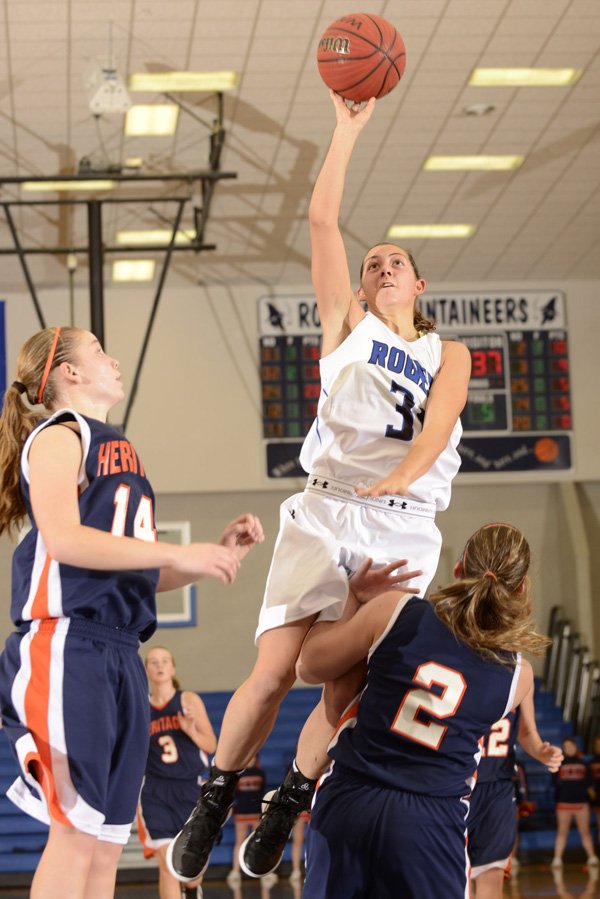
[
  {"xmin": 0, "ymin": 326, "xmax": 81, "ymax": 537},
  {"xmin": 429, "ymin": 523, "xmax": 551, "ymax": 664}
]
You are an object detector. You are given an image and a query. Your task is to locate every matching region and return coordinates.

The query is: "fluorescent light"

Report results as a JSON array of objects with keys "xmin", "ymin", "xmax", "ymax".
[
  {"xmin": 469, "ymin": 67, "xmax": 581, "ymax": 87},
  {"xmin": 112, "ymin": 259, "xmax": 156, "ymax": 282},
  {"xmin": 387, "ymin": 224, "xmax": 476, "ymax": 239},
  {"xmin": 22, "ymin": 180, "xmax": 116, "ymax": 192},
  {"xmin": 425, "ymin": 155, "xmax": 524, "ymax": 171},
  {"xmin": 123, "ymin": 157, "xmax": 144, "ymax": 168},
  {"xmin": 129, "ymin": 71, "xmax": 240, "ymax": 92},
  {"xmin": 115, "ymin": 229, "xmax": 196, "ymax": 246},
  {"xmin": 125, "ymin": 104, "xmax": 179, "ymax": 136}
]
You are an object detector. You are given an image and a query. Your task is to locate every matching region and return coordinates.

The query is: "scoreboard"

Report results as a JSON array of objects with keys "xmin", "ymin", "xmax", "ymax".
[{"xmin": 258, "ymin": 291, "xmax": 572, "ymax": 478}]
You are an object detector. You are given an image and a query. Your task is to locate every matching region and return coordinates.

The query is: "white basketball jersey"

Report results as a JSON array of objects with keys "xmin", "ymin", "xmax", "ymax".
[{"xmin": 299, "ymin": 312, "xmax": 462, "ymax": 510}]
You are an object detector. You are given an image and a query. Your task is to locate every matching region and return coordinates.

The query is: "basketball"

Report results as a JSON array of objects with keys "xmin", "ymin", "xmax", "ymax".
[{"xmin": 317, "ymin": 13, "xmax": 406, "ymax": 103}]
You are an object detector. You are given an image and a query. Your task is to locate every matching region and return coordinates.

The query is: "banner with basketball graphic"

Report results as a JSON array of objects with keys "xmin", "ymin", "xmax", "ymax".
[{"xmin": 257, "ymin": 290, "xmax": 573, "ymax": 478}]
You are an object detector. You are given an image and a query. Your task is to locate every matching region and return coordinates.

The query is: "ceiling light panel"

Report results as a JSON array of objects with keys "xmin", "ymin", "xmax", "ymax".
[
  {"xmin": 125, "ymin": 104, "xmax": 179, "ymax": 136},
  {"xmin": 21, "ymin": 180, "xmax": 115, "ymax": 192},
  {"xmin": 469, "ymin": 68, "xmax": 582, "ymax": 87},
  {"xmin": 386, "ymin": 224, "xmax": 476, "ymax": 239},
  {"xmin": 115, "ymin": 229, "xmax": 196, "ymax": 246},
  {"xmin": 425, "ymin": 155, "xmax": 524, "ymax": 171},
  {"xmin": 129, "ymin": 71, "xmax": 240, "ymax": 92},
  {"xmin": 112, "ymin": 260, "xmax": 156, "ymax": 282}
]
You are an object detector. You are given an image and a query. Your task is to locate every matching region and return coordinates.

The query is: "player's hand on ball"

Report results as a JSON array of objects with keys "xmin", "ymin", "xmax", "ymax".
[
  {"xmin": 330, "ymin": 90, "xmax": 376, "ymax": 127},
  {"xmin": 350, "ymin": 557, "xmax": 423, "ymax": 604}
]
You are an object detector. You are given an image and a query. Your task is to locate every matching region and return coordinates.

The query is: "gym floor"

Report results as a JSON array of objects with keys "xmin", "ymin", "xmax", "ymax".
[{"xmin": 0, "ymin": 864, "xmax": 599, "ymax": 898}]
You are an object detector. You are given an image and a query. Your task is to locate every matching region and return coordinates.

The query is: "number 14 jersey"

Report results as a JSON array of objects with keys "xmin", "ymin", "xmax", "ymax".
[
  {"xmin": 299, "ymin": 312, "xmax": 462, "ymax": 510},
  {"xmin": 11, "ymin": 409, "xmax": 159, "ymax": 640}
]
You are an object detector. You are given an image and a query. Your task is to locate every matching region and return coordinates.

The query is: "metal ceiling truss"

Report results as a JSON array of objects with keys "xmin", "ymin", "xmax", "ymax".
[{"xmin": 0, "ymin": 93, "xmax": 236, "ymax": 429}]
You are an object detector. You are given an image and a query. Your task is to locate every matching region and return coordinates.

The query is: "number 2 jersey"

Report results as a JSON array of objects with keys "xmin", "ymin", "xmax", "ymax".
[
  {"xmin": 146, "ymin": 690, "xmax": 209, "ymax": 782},
  {"xmin": 299, "ymin": 312, "xmax": 463, "ymax": 510},
  {"xmin": 328, "ymin": 596, "xmax": 519, "ymax": 797},
  {"xmin": 11, "ymin": 408, "xmax": 159, "ymax": 641}
]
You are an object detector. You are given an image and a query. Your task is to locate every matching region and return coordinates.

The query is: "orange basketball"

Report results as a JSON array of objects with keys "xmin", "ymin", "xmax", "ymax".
[
  {"xmin": 534, "ymin": 437, "xmax": 560, "ymax": 464},
  {"xmin": 317, "ymin": 13, "xmax": 406, "ymax": 103}
]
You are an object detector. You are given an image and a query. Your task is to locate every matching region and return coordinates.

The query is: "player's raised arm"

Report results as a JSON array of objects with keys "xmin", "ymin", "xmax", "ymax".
[{"xmin": 309, "ymin": 91, "xmax": 376, "ymax": 355}]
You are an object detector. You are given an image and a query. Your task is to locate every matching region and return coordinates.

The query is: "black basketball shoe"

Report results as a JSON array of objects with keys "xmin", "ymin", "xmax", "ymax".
[
  {"xmin": 167, "ymin": 766, "xmax": 241, "ymax": 882},
  {"xmin": 239, "ymin": 765, "xmax": 316, "ymax": 878}
]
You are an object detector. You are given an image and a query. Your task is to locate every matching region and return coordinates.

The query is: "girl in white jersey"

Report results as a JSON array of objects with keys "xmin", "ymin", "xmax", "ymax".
[{"xmin": 167, "ymin": 91, "xmax": 471, "ymax": 885}]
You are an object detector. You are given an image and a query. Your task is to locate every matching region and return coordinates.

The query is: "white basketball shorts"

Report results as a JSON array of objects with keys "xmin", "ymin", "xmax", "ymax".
[{"xmin": 255, "ymin": 475, "xmax": 442, "ymax": 641}]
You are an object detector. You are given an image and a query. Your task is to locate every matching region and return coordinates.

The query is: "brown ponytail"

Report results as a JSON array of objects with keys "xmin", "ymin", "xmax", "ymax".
[
  {"xmin": 430, "ymin": 523, "xmax": 550, "ymax": 664},
  {"xmin": 0, "ymin": 327, "xmax": 81, "ymax": 537}
]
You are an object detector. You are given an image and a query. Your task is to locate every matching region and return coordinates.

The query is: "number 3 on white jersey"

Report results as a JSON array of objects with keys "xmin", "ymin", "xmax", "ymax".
[{"xmin": 391, "ymin": 661, "xmax": 467, "ymax": 751}]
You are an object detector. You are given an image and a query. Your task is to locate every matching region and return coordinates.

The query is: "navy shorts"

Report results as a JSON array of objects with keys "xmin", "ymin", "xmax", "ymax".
[
  {"xmin": 468, "ymin": 779, "xmax": 516, "ymax": 875},
  {"xmin": 137, "ymin": 776, "xmax": 201, "ymax": 848},
  {"xmin": 304, "ymin": 766, "xmax": 470, "ymax": 899},
  {"xmin": 0, "ymin": 617, "xmax": 149, "ymax": 844}
]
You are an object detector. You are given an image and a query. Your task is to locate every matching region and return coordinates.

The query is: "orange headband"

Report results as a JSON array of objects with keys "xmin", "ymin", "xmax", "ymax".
[{"xmin": 37, "ymin": 326, "xmax": 62, "ymax": 404}]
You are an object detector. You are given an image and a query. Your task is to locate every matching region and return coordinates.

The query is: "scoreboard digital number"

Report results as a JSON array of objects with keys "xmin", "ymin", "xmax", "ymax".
[
  {"xmin": 460, "ymin": 331, "xmax": 571, "ymax": 434},
  {"xmin": 258, "ymin": 291, "xmax": 572, "ymax": 478}
]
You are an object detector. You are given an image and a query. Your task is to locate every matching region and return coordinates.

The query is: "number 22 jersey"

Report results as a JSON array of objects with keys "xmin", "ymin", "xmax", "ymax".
[{"xmin": 11, "ymin": 408, "xmax": 159, "ymax": 641}]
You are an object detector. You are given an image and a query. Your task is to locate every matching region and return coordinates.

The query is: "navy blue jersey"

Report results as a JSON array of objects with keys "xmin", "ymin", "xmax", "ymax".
[
  {"xmin": 329, "ymin": 597, "xmax": 518, "ymax": 797},
  {"xmin": 234, "ymin": 765, "xmax": 266, "ymax": 816},
  {"xmin": 555, "ymin": 755, "xmax": 592, "ymax": 805},
  {"xmin": 476, "ymin": 708, "xmax": 519, "ymax": 785},
  {"xmin": 146, "ymin": 691, "xmax": 209, "ymax": 781},
  {"xmin": 11, "ymin": 409, "xmax": 159, "ymax": 640},
  {"xmin": 589, "ymin": 754, "xmax": 600, "ymax": 797}
]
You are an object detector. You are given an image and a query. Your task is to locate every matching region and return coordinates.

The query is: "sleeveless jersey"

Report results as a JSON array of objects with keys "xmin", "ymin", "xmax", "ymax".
[
  {"xmin": 11, "ymin": 409, "xmax": 159, "ymax": 640},
  {"xmin": 146, "ymin": 690, "xmax": 209, "ymax": 781},
  {"xmin": 476, "ymin": 708, "xmax": 520, "ymax": 785},
  {"xmin": 299, "ymin": 313, "xmax": 462, "ymax": 510},
  {"xmin": 329, "ymin": 597, "xmax": 519, "ymax": 797},
  {"xmin": 555, "ymin": 754, "xmax": 591, "ymax": 805}
]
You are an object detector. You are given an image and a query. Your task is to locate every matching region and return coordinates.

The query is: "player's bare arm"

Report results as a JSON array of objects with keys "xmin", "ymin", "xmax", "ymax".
[
  {"xmin": 518, "ymin": 684, "xmax": 563, "ymax": 772},
  {"xmin": 297, "ymin": 591, "xmax": 411, "ymax": 684},
  {"xmin": 309, "ymin": 93, "xmax": 376, "ymax": 355},
  {"xmin": 179, "ymin": 692, "xmax": 217, "ymax": 754}
]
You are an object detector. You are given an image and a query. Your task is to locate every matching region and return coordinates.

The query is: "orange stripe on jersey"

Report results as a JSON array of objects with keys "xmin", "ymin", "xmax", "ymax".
[
  {"xmin": 136, "ymin": 804, "xmax": 155, "ymax": 858},
  {"xmin": 333, "ymin": 700, "xmax": 360, "ymax": 738},
  {"xmin": 23, "ymin": 623, "xmax": 71, "ymax": 827},
  {"xmin": 29, "ymin": 554, "xmax": 51, "ymax": 619}
]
